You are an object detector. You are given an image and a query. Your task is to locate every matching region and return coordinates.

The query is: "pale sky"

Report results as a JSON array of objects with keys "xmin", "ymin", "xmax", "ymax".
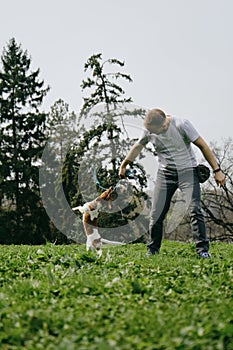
[{"xmin": 1, "ymin": 0, "xmax": 233, "ymax": 143}]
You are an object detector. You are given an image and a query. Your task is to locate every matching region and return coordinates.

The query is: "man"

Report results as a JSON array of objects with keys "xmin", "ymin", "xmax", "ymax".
[{"xmin": 118, "ymin": 109, "xmax": 225, "ymax": 258}]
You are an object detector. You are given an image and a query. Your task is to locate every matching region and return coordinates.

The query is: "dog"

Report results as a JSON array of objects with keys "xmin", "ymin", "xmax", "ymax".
[{"xmin": 72, "ymin": 187, "xmax": 124, "ymax": 257}]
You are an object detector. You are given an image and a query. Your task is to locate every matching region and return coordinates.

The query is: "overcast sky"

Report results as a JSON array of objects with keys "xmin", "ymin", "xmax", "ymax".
[{"xmin": 1, "ymin": 0, "xmax": 233, "ymax": 143}]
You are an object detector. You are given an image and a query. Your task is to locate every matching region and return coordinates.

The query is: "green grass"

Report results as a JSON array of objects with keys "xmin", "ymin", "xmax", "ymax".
[{"xmin": 0, "ymin": 241, "xmax": 233, "ymax": 350}]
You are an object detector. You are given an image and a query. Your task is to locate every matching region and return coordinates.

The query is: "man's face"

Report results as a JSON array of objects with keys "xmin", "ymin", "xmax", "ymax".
[{"xmin": 146, "ymin": 119, "xmax": 169, "ymax": 135}]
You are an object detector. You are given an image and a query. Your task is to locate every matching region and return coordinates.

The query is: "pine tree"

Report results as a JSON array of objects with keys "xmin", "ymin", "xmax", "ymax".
[
  {"xmin": 63, "ymin": 54, "xmax": 150, "ymax": 243},
  {"xmin": 43, "ymin": 99, "xmax": 79, "ymax": 243},
  {"xmin": 80, "ymin": 53, "xmax": 134, "ymax": 174},
  {"xmin": 80, "ymin": 53, "xmax": 132, "ymax": 114},
  {"xmin": 0, "ymin": 38, "xmax": 50, "ymax": 243}
]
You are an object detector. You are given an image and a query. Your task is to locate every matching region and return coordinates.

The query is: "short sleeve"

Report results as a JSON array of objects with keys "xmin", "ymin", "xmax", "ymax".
[
  {"xmin": 137, "ymin": 128, "xmax": 150, "ymax": 146},
  {"xmin": 181, "ymin": 119, "xmax": 200, "ymax": 143}
]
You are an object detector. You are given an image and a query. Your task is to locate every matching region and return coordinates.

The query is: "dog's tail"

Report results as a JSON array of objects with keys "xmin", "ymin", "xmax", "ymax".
[{"xmin": 101, "ymin": 238, "xmax": 125, "ymax": 246}]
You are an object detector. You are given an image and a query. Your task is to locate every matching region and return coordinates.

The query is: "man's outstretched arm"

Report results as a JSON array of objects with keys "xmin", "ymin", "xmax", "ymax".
[{"xmin": 118, "ymin": 143, "xmax": 144, "ymax": 178}]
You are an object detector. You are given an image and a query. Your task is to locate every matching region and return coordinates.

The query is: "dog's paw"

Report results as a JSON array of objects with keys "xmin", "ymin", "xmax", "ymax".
[{"xmin": 96, "ymin": 249, "xmax": 103, "ymax": 258}]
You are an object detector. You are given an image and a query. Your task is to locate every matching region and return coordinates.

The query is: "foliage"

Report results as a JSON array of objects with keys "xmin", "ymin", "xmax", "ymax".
[
  {"xmin": 62, "ymin": 121, "xmax": 151, "ymax": 242},
  {"xmin": 79, "ymin": 53, "xmax": 134, "ymax": 173},
  {"xmin": 163, "ymin": 138, "xmax": 233, "ymax": 243},
  {"xmin": 80, "ymin": 53, "xmax": 132, "ymax": 116},
  {"xmin": 0, "ymin": 241, "xmax": 233, "ymax": 349},
  {"xmin": 0, "ymin": 38, "xmax": 50, "ymax": 243},
  {"xmin": 40, "ymin": 99, "xmax": 79, "ymax": 243},
  {"xmin": 62, "ymin": 54, "xmax": 150, "ymax": 242},
  {"xmin": 201, "ymin": 138, "xmax": 233, "ymax": 240},
  {"xmin": 47, "ymin": 99, "xmax": 77, "ymax": 162}
]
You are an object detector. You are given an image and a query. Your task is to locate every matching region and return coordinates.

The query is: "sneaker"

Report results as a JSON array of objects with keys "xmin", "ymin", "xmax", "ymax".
[
  {"xmin": 198, "ymin": 252, "xmax": 211, "ymax": 259},
  {"xmin": 145, "ymin": 249, "xmax": 160, "ymax": 257}
]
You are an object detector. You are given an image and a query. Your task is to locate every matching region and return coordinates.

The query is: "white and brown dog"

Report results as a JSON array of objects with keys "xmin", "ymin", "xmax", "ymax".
[{"xmin": 72, "ymin": 187, "xmax": 124, "ymax": 257}]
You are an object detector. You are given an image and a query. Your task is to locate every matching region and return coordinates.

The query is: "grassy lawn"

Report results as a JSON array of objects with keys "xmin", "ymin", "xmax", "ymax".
[{"xmin": 0, "ymin": 240, "xmax": 233, "ymax": 350}]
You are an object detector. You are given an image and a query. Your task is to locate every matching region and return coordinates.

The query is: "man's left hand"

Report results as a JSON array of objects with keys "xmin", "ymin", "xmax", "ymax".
[{"xmin": 214, "ymin": 170, "xmax": 226, "ymax": 187}]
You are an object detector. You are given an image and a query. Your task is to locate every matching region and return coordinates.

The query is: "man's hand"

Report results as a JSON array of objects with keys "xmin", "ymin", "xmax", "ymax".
[
  {"xmin": 214, "ymin": 170, "xmax": 226, "ymax": 187},
  {"xmin": 118, "ymin": 143, "xmax": 144, "ymax": 179},
  {"xmin": 118, "ymin": 165, "xmax": 126, "ymax": 178}
]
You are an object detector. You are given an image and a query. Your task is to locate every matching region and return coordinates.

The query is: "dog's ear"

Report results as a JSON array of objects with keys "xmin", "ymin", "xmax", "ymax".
[{"xmin": 99, "ymin": 187, "xmax": 112, "ymax": 200}]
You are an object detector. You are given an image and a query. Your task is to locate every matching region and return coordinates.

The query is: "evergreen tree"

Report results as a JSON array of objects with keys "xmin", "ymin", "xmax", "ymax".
[
  {"xmin": 63, "ymin": 54, "xmax": 150, "ymax": 243},
  {"xmin": 41, "ymin": 99, "xmax": 79, "ymax": 243},
  {"xmin": 80, "ymin": 53, "xmax": 133, "ymax": 174},
  {"xmin": 47, "ymin": 99, "xmax": 77, "ymax": 162},
  {"xmin": 0, "ymin": 38, "xmax": 50, "ymax": 243},
  {"xmin": 80, "ymin": 53, "xmax": 132, "ymax": 112}
]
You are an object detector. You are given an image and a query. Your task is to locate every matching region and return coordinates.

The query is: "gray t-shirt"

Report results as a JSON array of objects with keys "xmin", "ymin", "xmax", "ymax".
[{"xmin": 138, "ymin": 116, "xmax": 199, "ymax": 170}]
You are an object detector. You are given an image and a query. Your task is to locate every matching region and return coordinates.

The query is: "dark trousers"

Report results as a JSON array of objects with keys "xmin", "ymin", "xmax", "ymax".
[{"xmin": 147, "ymin": 167, "xmax": 209, "ymax": 254}]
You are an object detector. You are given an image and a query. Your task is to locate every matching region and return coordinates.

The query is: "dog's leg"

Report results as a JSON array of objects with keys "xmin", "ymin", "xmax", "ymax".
[
  {"xmin": 83, "ymin": 213, "xmax": 102, "ymax": 256},
  {"xmin": 86, "ymin": 230, "xmax": 102, "ymax": 256}
]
